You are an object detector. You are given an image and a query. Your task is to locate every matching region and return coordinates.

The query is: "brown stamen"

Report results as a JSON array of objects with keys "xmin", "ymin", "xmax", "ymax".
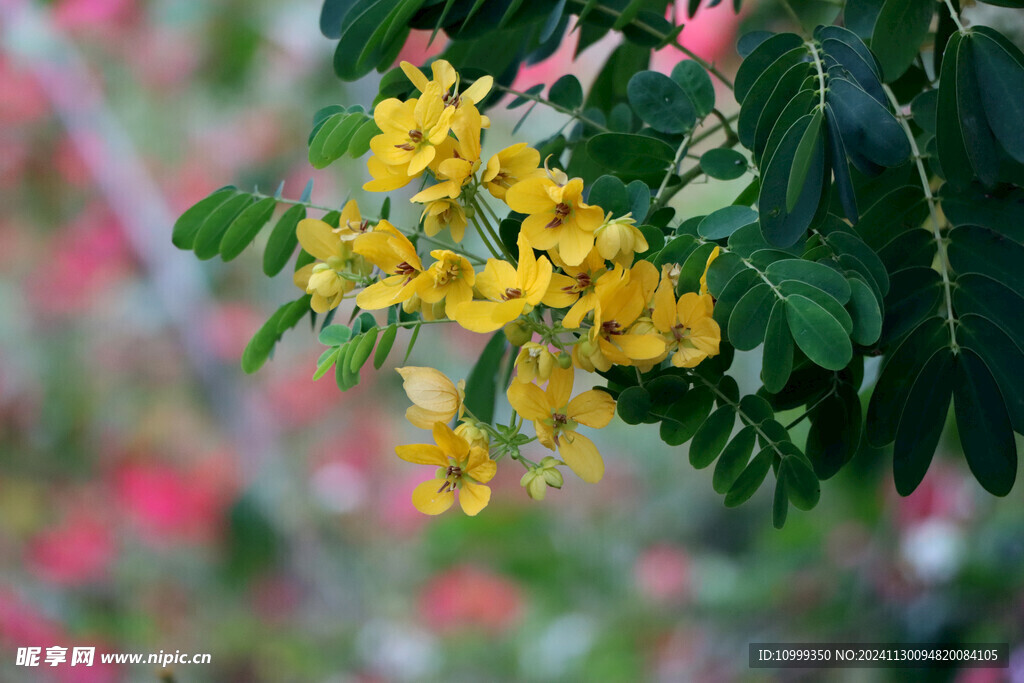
[
  {"xmin": 602, "ymin": 320, "xmax": 622, "ymax": 336},
  {"xmin": 408, "ymin": 129, "xmax": 423, "ymax": 142},
  {"xmin": 502, "ymin": 287, "xmax": 523, "ymax": 301},
  {"xmin": 395, "ymin": 143, "xmax": 415, "ymax": 151}
]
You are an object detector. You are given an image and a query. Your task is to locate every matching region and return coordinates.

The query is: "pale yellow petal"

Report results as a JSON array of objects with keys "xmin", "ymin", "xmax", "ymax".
[
  {"xmin": 396, "ymin": 366, "xmax": 460, "ymax": 417},
  {"xmin": 433, "ymin": 421, "xmax": 469, "ymax": 460},
  {"xmin": 467, "ymin": 447, "xmax": 497, "ymax": 483},
  {"xmin": 546, "ymin": 365, "xmax": 574, "ymax": 409}
]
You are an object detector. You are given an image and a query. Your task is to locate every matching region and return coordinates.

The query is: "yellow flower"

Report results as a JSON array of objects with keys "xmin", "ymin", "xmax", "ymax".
[
  {"xmin": 594, "ymin": 213, "xmax": 648, "ymax": 266},
  {"xmin": 453, "ymin": 232, "xmax": 553, "ymax": 333},
  {"xmin": 396, "ymin": 366, "xmax": 464, "ymax": 428},
  {"xmin": 589, "ymin": 260, "xmax": 665, "ymax": 368},
  {"xmin": 399, "ymin": 59, "xmax": 493, "ymax": 113},
  {"xmin": 455, "ymin": 420, "xmax": 490, "ymax": 451},
  {"xmin": 418, "ymin": 197, "xmax": 468, "ymax": 243},
  {"xmin": 396, "ymin": 422, "xmax": 496, "ymax": 516},
  {"xmin": 293, "ymin": 217, "xmax": 367, "ymax": 313},
  {"xmin": 541, "ymin": 248, "xmax": 610, "ymax": 328},
  {"xmin": 505, "ymin": 168, "xmax": 604, "ymax": 267},
  {"xmin": 333, "ymin": 199, "xmax": 372, "ymax": 242},
  {"xmin": 369, "ymin": 82, "xmax": 455, "ymax": 177},
  {"xmin": 411, "ymin": 105, "xmax": 483, "ymax": 204},
  {"xmin": 482, "ymin": 143, "xmax": 543, "ymax": 201},
  {"xmin": 520, "ymin": 456, "xmax": 563, "ymax": 500},
  {"xmin": 506, "ymin": 366, "xmax": 616, "ymax": 483},
  {"xmin": 412, "ymin": 249, "xmax": 476, "ymax": 319},
  {"xmin": 514, "ymin": 342, "xmax": 559, "ymax": 384},
  {"xmin": 353, "ymin": 221, "xmax": 423, "ymax": 309},
  {"xmin": 700, "ymin": 246, "xmax": 720, "ymax": 297},
  {"xmin": 651, "ymin": 277, "xmax": 721, "ymax": 368}
]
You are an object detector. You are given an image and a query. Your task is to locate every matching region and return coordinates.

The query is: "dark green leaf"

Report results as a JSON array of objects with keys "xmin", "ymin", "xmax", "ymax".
[
  {"xmin": 698, "ymin": 205, "xmax": 758, "ymax": 240},
  {"xmin": 972, "ymin": 27, "xmax": 1024, "ymax": 164},
  {"xmin": 690, "ymin": 405, "xmax": 736, "ymax": 469},
  {"xmin": 786, "ymin": 294, "xmax": 853, "ymax": 371},
  {"xmin": 728, "ymin": 283, "xmax": 775, "ymax": 350},
  {"xmin": 761, "ymin": 300, "xmax": 794, "ymax": 393},
  {"xmin": 871, "ymin": 0, "xmax": 933, "ymax": 81},
  {"xmin": 735, "ymin": 32, "xmax": 804, "ymax": 103},
  {"xmin": 772, "ymin": 474, "xmax": 789, "ymax": 528},
  {"xmin": 263, "ymin": 204, "xmax": 306, "ymax": 277},
  {"xmin": 936, "ymin": 33, "xmax": 974, "ymax": 190},
  {"xmin": 220, "ymin": 196, "xmax": 277, "ymax": 261},
  {"xmin": 759, "ymin": 114, "xmax": 826, "ymax": 248},
  {"xmin": 670, "ymin": 60, "xmax": 715, "ymax": 117},
  {"xmin": 893, "ymin": 349, "xmax": 954, "ymax": 495},
  {"xmin": 617, "ymin": 386, "xmax": 652, "ymax": 425},
  {"xmin": 194, "ymin": 193, "xmax": 254, "ymax": 261},
  {"xmin": 172, "ymin": 187, "xmax": 236, "ymax": 250},
  {"xmin": 700, "ymin": 148, "xmax": 748, "ymax": 180},
  {"xmin": 464, "ymin": 332, "xmax": 507, "ymax": 424},
  {"xmin": 781, "ymin": 455, "xmax": 820, "ymax": 510},
  {"xmin": 627, "ymin": 70, "xmax": 696, "ymax": 134},
  {"xmin": 766, "ymin": 258, "xmax": 851, "ymax": 303},
  {"xmin": 713, "ymin": 425, "xmax": 756, "ymax": 493},
  {"xmin": 725, "ymin": 447, "xmax": 773, "ymax": 506},
  {"xmin": 549, "ymin": 74, "xmax": 584, "ymax": 110},
  {"xmin": 787, "ymin": 107, "xmax": 823, "ymax": 212},
  {"xmin": 373, "ymin": 323, "xmax": 398, "ymax": 370},
  {"xmin": 847, "ymin": 276, "xmax": 882, "ymax": 345},
  {"xmin": 587, "ymin": 133, "xmax": 675, "ymax": 178},
  {"xmin": 660, "ymin": 385, "xmax": 714, "ymax": 446}
]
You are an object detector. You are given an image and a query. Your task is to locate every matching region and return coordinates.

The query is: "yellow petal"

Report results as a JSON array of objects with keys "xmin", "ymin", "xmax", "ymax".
[
  {"xmin": 562, "ymin": 293, "xmax": 596, "ymax": 329},
  {"xmin": 542, "ymin": 273, "xmax": 579, "ymax": 309},
  {"xmin": 555, "ymin": 225, "xmax": 594, "ymax": 268},
  {"xmin": 296, "ymin": 219, "xmax": 341, "ymax": 262},
  {"xmin": 405, "ymin": 405, "xmax": 453, "ymax": 430},
  {"xmin": 458, "ymin": 481, "xmax": 491, "ymax": 516},
  {"xmin": 677, "ymin": 291, "xmax": 710, "ymax": 325},
  {"xmin": 568, "ymin": 389, "xmax": 616, "ymax": 429},
  {"xmin": 293, "ymin": 263, "xmax": 314, "ymax": 290},
  {"xmin": 506, "ymin": 381, "xmax": 550, "ymax": 420},
  {"xmin": 408, "ymin": 145, "xmax": 435, "ymax": 176},
  {"xmin": 651, "ymin": 276, "xmax": 677, "ymax": 332},
  {"xmin": 411, "ymin": 181, "xmax": 458, "ymax": 204},
  {"xmin": 506, "ymin": 177, "xmax": 555, "ymax": 215},
  {"xmin": 467, "ymin": 447, "xmax": 497, "ymax": 483},
  {"xmin": 395, "ymin": 443, "xmax": 448, "ymax": 466},
  {"xmin": 400, "ymin": 61, "xmax": 429, "ymax": 92},
  {"xmin": 453, "ymin": 299, "xmax": 526, "ymax": 333},
  {"xmin": 475, "ymin": 259, "xmax": 518, "ymax": 301},
  {"xmin": 433, "ymin": 421, "xmax": 469, "ymax": 460},
  {"xmin": 462, "ymin": 75, "xmax": 493, "ymax": 104},
  {"xmin": 546, "ymin": 365, "xmax": 574, "ymax": 409},
  {"xmin": 672, "ymin": 345, "xmax": 708, "ymax": 368},
  {"xmin": 396, "ymin": 366, "xmax": 460, "ymax": 416},
  {"xmin": 412, "ymin": 479, "xmax": 455, "ymax": 515},
  {"xmin": 613, "ymin": 333, "xmax": 667, "ymax": 360},
  {"xmin": 558, "ymin": 431, "xmax": 604, "ymax": 483}
]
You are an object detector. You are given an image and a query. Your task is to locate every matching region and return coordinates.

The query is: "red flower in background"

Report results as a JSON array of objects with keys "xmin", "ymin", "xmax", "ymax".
[
  {"xmin": 27, "ymin": 513, "xmax": 115, "ymax": 586},
  {"xmin": 418, "ymin": 565, "xmax": 523, "ymax": 633}
]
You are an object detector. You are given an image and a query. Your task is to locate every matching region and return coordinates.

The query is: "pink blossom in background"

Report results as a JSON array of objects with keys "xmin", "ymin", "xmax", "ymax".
[
  {"xmin": 27, "ymin": 512, "xmax": 116, "ymax": 586},
  {"xmin": 113, "ymin": 456, "xmax": 236, "ymax": 544},
  {"xmin": 53, "ymin": 0, "xmax": 136, "ymax": 31},
  {"xmin": 887, "ymin": 463, "xmax": 974, "ymax": 529},
  {"xmin": 418, "ymin": 565, "xmax": 523, "ymax": 633},
  {"xmin": 634, "ymin": 544, "xmax": 691, "ymax": 603},
  {"xmin": 0, "ymin": 588, "xmax": 63, "ymax": 647},
  {"xmin": 378, "ymin": 471, "xmax": 431, "ymax": 536},
  {"xmin": 201, "ymin": 304, "xmax": 266, "ymax": 362},
  {"xmin": 395, "ymin": 30, "xmax": 447, "ymax": 69},
  {"xmin": 26, "ymin": 205, "xmax": 133, "ymax": 315},
  {"xmin": 651, "ymin": 0, "xmax": 746, "ymax": 72},
  {"xmin": 262, "ymin": 369, "xmax": 351, "ymax": 429},
  {"xmin": 0, "ymin": 57, "xmax": 48, "ymax": 125}
]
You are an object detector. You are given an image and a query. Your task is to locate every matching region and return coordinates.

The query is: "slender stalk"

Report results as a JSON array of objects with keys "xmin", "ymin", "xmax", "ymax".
[
  {"xmin": 471, "ymin": 199, "xmax": 515, "ymax": 263},
  {"xmin": 492, "ymin": 83, "xmax": 611, "ymax": 133},
  {"xmin": 807, "ymin": 40, "xmax": 827, "ymax": 109},
  {"xmin": 942, "ymin": 0, "xmax": 966, "ymax": 32},
  {"xmin": 470, "ymin": 213, "xmax": 503, "ymax": 260},
  {"xmin": 882, "ymin": 84, "xmax": 958, "ymax": 354},
  {"xmin": 653, "ymin": 131, "xmax": 693, "ymax": 210}
]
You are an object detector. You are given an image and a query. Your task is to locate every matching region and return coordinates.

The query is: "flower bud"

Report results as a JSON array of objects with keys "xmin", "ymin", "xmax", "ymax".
[
  {"xmin": 556, "ymin": 351, "xmax": 573, "ymax": 369},
  {"xmin": 503, "ymin": 321, "xmax": 532, "ymax": 346}
]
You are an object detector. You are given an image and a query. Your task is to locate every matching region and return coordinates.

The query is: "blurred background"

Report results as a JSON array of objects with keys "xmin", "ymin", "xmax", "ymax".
[{"xmin": 1, "ymin": 0, "xmax": 1022, "ymax": 681}]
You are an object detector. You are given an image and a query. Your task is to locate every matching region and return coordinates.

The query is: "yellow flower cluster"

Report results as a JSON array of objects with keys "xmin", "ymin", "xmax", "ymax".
[{"xmin": 293, "ymin": 59, "xmax": 724, "ymax": 516}]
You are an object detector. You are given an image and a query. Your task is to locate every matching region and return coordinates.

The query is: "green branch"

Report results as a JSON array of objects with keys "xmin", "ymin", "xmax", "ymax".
[{"xmin": 492, "ymin": 83, "xmax": 611, "ymax": 133}]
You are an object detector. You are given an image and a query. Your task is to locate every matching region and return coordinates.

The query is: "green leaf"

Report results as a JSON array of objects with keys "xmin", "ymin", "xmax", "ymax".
[
  {"xmin": 911, "ymin": 90, "xmax": 938, "ymax": 135},
  {"xmin": 224, "ymin": 495, "xmax": 280, "ymax": 583},
  {"xmin": 617, "ymin": 386, "xmax": 652, "ymax": 425},
  {"xmin": 870, "ymin": 0, "xmax": 933, "ymax": 81},
  {"xmin": 954, "ymin": 348, "xmax": 1017, "ymax": 495},
  {"xmin": 826, "ymin": 77, "xmax": 910, "ymax": 169},
  {"xmin": 193, "ymin": 193, "xmax": 255, "ymax": 261},
  {"xmin": 660, "ymin": 385, "xmax": 714, "ymax": 446},
  {"xmin": 734, "ymin": 32, "xmax": 804, "ymax": 103},
  {"xmin": 957, "ymin": 314, "xmax": 1024, "ymax": 433},
  {"xmin": 759, "ymin": 114, "xmax": 827, "ymax": 248},
  {"xmin": 936, "ymin": 33, "xmax": 974, "ymax": 190},
  {"xmin": 626, "ymin": 180, "xmax": 651, "ymax": 221},
  {"xmin": 893, "ymin": 349, "xmax": 954, "ymax": 495},
  {"xmin": 313, "ymin": 346, "xmax": 341, "ymax": 381},
  {"xmin": 626, "ymin": 71, "xmax": 696, "ymax": 134},
  {"xmin": 347, "ymin": 118, "xmax": 381, "ymax": 158},
  {"xmin": 728, "ymin": 284, "xmax": 775, "ymax": 351},
  {"xmin": 698, "ymin": 205, "xmax": 758, "ymax": 240},
  {"xmin": 220, "ymin": 196, "xmax": 277, "ymax": 262},
  {"xmin": 806, "ymin": 387, "xmax": 861, "ymax": 479},
  {"xmin": 779, "ymin": 280, "xmax": 853, "ymax": 334},
  {"xmin": 787, "ymin": 107, "xmax": 823, "ymax": 212},
  {"xmin": 549, "ymin": 74, "xmax": 584, "ymax": 110},
  {"xmin": 844, "ymin": 0, "xmax": 884, "ymax": 39},
  {"xmin": 587, "ymin": 133, "xmax": 676, "ymax": 178},
  {"xmin": 956, "ymin": 37, "xmax": 1002, "ymax": 187},
  {"xmin": 588, "ymin": 175, "xmax": 630, "ymax": 216},
  {"xmin": 242, "ymin": 296, "xmax": 311, "ymax": 374},
  {"xmin": 781, "ymin": 455, "xmax": 820, "ymax": 510},
  {"xmin": 262, "ymin": 204, "xmax": 305, "ymax": 277},
  {"xmin": 713, "ymin": 425, "xmax": 756, "ymax": 493},
  {"xmin": 348, "ymin": 325, "xmax": 379, "ymax": 373},
  {"xmin": 172, "ymin": 187, "xmax": 236, "ymax": 250},
  {"xmin": 336, "ymin": 341, "xmax": 358, "ymax": 390},
  {"xmin": 309, "ymin": 113, "xmax": 365, "ymax": 169},
  {"xmin": 766, "ymin": 258, "xmax": 851, "ymax": 303},
  {"xmin": 670, "ymin": 60, "xmax": 714, "ymax": 117},
  {"xmin": 761, "ymin": 300, "xmax": 794, "ymax": 393},
  {"xmin": 373, "ymin": 323, "xmax": 398, "ymax": 370},
  {"xmin": 972, "ymin": 28, "xmax": 1024, "ymax": 164},
  {"xmin": 318, "ymin": 324, "xmax": 352, "ymax": 346},
  {"xmin": 689, "ymin": 405, "xmax": 736, "ymax": 469},
  {"xmin": 949, "ymin": 226, "xmax": 1024, "ymax": 299},
  {"xmin": 725, "ymin": 447, "xmax": 773, "ymax": 507},
  {"xmin": 333, "ymin": 0, "xmax": 395, "ymax": 81},
  {"xmin": 785, "ymin": 294, "xmax": 853, "ymax": 371},
  {"xmin": 464, "ymin": 333, "xmax": 507, "ymax": 424},
  {"xmin": 700, "ymin": 148, "xmax": 747, "ymax": 180},
  {"xmin": 847, "ymin": 276, "xmax": 883, "ymax": 345}
]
